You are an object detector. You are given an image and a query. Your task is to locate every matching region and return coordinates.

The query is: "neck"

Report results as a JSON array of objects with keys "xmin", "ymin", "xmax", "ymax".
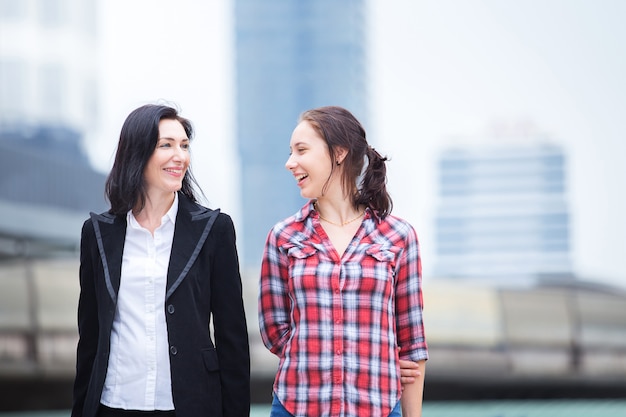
[
  {"xmin": 314, "ymin": 199, "xmax": 363, "ymax": 227},
  {"xmin": 133, "ymin": 192, "xmax": 176, "ymax": 232}
]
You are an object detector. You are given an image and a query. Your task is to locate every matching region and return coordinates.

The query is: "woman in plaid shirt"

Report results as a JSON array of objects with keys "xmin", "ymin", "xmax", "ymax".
[{"xmin": 259, "ymin": 106, "xmax": 428, "ymax": 417}]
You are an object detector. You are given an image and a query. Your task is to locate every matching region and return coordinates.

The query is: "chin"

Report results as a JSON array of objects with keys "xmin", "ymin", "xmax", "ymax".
[{"xmin": 300, "ymin": 191, "xmax": 314, "ymax": 200}]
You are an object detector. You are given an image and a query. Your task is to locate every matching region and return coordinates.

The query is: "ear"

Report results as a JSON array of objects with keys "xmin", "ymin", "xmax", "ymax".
[{"xmin": 335, "ymin": 147, "xmax": 348, "ymax": 165}]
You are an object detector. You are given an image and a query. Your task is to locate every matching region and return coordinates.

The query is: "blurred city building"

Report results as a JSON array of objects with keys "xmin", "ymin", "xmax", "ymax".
[
  {"xmin": 0, "ymin": 0, "xmax": 99, "ymax": 138},
  {"xmin": 0, "ymin": 0, "xmax": 107, "ymax": 259},
  {"xmin": 433, "ymin": 140, "xmax": 572, "ymax": 283},
  {"xmin": 0, "ymin": 1, "xmax": 106, "ymax": 404},
  {"xmin": 234, "ymin": 0, "xmax": 368, "ymax": 270}
]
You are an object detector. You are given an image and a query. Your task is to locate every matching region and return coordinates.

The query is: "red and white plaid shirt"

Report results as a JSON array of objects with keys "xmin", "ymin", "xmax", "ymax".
[{"xmin": 259, "ymin": 201, "xmax": 428, "ymax": 417}]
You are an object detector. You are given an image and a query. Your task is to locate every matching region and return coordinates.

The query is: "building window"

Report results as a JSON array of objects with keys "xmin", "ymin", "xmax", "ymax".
[
  {"xmin": 0, "ymin": 59, "xmax": 26, "ymax": 118},
  {"xmin": 0, "ymin": 0, "xmax": 25, "ymax": 20},
  {"xmin": 39, "ymin": 65, "xmax": 65, "ymax": 119},
  {"xmin": 38, "ymin": 0, "xmax": 65, "ymax": 28}
]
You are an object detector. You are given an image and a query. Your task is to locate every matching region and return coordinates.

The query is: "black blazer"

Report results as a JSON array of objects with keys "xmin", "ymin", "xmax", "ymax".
[{"xmin": 72, "ymin": 193, "xmax": 250, "ymax": 417}]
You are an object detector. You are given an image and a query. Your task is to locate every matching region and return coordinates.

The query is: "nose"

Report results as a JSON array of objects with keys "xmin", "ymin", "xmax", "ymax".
[
  {"xmin": 285, "ymin": 154, "xmax": 296, "ymax": 170},
  {"xmin": 173, "ymin": 144, "xmax": 188, "ymax": 161}
]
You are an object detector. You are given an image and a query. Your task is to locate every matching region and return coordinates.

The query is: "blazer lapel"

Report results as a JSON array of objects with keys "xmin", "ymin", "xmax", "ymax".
[
  {"xmin": 89, "ymin": 211, "xmax": 126, "ymax": 303},
  {"xmin": 166, "ymin": 195, "xmax": 220, "ymax": 300}
]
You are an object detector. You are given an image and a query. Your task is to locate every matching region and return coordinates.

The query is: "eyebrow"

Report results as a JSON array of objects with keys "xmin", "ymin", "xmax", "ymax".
[{"xmin": 158, "ymin": 136, "xmax": 190, "ymax": 141}]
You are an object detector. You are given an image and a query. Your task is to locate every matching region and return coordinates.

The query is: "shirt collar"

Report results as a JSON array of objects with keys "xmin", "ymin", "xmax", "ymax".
[{"xmin": 294, "ymin": 200, "xmax": 316, "ymax": 223}]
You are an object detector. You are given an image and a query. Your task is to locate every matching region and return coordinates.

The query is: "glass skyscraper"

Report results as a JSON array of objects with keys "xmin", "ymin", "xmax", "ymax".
[
  {"xmin": 234, "ymin": 0, "xmax": 367, "ymax": 269},
  {"xmin": 434, "ymin": 143, "xmax": 572, "ymax": 282}
]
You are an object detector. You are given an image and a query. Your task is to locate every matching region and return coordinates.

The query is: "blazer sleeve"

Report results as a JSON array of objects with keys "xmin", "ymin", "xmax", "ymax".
[
  {"xmin": 71, "ymin": 219, "xmax": 100, "ymax": 417},
  {"xmin": 209, "ymin": 214, "xmax": 251, "ymax": 417}
]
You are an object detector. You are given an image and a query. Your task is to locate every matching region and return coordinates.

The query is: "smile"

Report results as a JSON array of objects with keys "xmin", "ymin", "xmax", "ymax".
[{"xmin": 164, "ymin": 168, "xmax": 183, "ymax": 176}]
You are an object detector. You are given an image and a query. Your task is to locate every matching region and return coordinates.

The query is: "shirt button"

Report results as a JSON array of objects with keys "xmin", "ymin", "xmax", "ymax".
[
  {"xmin": 336, "ymin": 349, "xmax": 342, "ymax": 355},
  {"xmin": 167, "ymin": 304, "xmax": 175, "ymax": 314},
  {"xmin": 170, "ymin": 346, "xmax": 178, "ymax": 355}
]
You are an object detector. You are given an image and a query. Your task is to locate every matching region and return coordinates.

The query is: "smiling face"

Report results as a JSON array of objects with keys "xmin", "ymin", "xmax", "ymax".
[
  {"xmin": 285, "ymin": 120, "xmax": 340, "ymax": 199},
  {"xmin": 143, "ymin": 118, "xmax": 190, "ymax": 199}
]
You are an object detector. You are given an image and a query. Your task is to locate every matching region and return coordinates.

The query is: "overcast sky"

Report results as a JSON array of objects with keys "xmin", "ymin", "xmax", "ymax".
[{"xmin": 91, "ymin": 0, "xmax": 626, "ymax": 288}]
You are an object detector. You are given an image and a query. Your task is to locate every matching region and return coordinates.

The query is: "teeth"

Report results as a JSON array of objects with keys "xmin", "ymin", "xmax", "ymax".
[{"xmin": 296, "ymin": 174, "xmax": 308, "ymax": 181}]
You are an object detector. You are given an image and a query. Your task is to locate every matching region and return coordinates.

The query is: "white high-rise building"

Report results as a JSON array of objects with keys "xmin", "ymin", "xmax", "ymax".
[
  {"xmin": 0, "ymin": 0, "xmax": 99, "ymax": 136},
  {"xmin": 434, "ymin": 142, "xmax": 572, "ymax": 283}
]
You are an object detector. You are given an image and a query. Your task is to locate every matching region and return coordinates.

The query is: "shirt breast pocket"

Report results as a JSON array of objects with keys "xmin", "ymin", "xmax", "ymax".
[
  {"xmin": 366, "ymin": 244, "xmax": 399, "ymax": 265},
  {"xmin": 343, "ymin": 244, "xmax": 400, "ymax": 296},
  {"xmin": 286, "ymin": 245, "xmax": 317, "ymax": 260},
  {"xmin": 359, "ymin": 244, "xmax": 400, "ymax": 281},
  {"xmin": 285, "ymin": 244, "xmax": 320, "ymax": 291}
]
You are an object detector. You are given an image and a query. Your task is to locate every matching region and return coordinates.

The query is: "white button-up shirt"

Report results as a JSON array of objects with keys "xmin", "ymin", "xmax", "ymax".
[{"xmin": 100, "ymin": 194, "xmax": 178, "ymax": 410}]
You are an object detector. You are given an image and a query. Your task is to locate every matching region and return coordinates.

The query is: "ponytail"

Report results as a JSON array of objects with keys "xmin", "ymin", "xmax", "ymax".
[{"xmin": 355, "ymin": 146, "xmax": 393, "ymax": 218}]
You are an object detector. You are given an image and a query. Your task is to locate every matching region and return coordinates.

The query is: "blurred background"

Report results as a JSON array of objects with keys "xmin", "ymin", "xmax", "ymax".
[{"xmin": 1, "ymin": 0, "xmax": 625, "ymax": 415}]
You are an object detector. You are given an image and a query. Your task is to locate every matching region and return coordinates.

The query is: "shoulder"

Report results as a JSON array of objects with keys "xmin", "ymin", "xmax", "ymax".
[
  {"xmin": 271, "ymin": 212, "xmax": 300, "ymax": 234},
  {"xmin": 178, "ymin": 193, "xmax": 220, "ymax": 218},
  {"xmin": 213, "ymin": 211, "xmax": 236, "ymax": 234},
  {"xmin": 80, "ymin": 211, "xmax": 125, "ymax": 249},
  {"xmin": 81, "ymin": 210, "xmax": 122, "ymax": 232},
  {"xmin": 383, "ymin": 214, "xmax": 415, "ymax": 231},
  {"xmin": 264, "ymin": 204, "xmax": 314, "ymax": 251},
  {"xmin": 374, "ymin": 213, "xmax": 419, "ymax": 241}
]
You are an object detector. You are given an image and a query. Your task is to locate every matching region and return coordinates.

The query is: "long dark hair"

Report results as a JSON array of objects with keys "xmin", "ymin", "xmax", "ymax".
[
  {"xmin": 105, "ymin": 104, "xmax": 201, "ymax": 215},
  {"xmin": 299, "ymin": 106, "xmax": 393, "ymax": 217}
]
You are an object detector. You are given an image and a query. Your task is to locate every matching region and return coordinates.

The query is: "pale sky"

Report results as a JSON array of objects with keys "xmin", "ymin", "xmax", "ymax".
[{"xmin": 91, "ymin": 0, "xmax": 626, "ymax": 288}]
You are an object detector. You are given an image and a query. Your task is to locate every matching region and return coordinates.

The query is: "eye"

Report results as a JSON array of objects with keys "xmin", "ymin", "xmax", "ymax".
[
  {"xmin": 182, "ymin": 142, "xmax": 190, "ymax": 150},
  {"xmin": 158, "ymin": 142, "xmax": 171, "ymax": 148}
]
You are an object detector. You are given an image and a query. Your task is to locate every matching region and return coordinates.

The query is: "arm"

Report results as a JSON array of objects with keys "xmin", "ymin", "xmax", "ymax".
[
  {"xmin": 210, "ymin": 215, "xmax": 250, "ymax": 417},
  {"xmin": 71, "ymin": 221, "xmax": 99, "ymax": 417},
  {"xmin": 258, "ymin": 228, "xmax": 292, "ymax": 356},
  {"xmin": 401, "ymin": 360, "xmax": 426, "ymax": 417},
  {"xmin": 395, "ymin": 223, "xmax": 429, "ymax": 416}
]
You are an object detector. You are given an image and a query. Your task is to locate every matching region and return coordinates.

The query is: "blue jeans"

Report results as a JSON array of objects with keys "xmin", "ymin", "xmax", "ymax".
[
  {"xmin": 389, "ymin": 401, "xmax": 401, "ymax": 417},
  {"xmin": 270, "ymin": 396, "xmax": 294, "ymax": 417},
  {"xmin": 270, "ymin": 395, "xmax": 401, "ymax": 417}
]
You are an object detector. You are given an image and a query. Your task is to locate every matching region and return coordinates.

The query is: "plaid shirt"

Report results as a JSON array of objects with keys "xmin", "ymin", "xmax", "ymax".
[{"xmin": 259, "ymin": 201, "xmax": 428, "ymax": 417}]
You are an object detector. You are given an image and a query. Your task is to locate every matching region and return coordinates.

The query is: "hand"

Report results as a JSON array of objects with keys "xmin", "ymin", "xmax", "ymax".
[{"xmin": 399, "ymin": 359, "xmax": 421, "ymax": 385}]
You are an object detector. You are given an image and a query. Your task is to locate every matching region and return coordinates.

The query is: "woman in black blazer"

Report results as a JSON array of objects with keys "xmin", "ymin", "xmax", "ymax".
[{"xmin": 72, "ymin": 104, "xmax": 250, "ymax": 417}]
